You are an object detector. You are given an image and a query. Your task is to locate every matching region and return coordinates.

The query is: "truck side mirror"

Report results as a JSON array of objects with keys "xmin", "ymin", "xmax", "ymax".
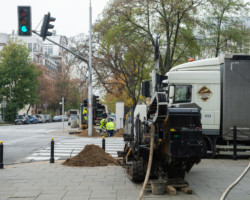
[
  {"xmin": 169, "ymin": 86, "xmax": 174, "ymax": 104},
  {"xmin": 169, "ymin": 86, "xmax": 174, "ymax": 98}
]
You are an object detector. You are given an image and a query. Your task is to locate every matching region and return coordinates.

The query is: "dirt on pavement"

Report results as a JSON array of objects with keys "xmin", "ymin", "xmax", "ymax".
[
  {"xmin": 114, "ymin": 129, "xmax": 123, "ymax": 137},
  {"xmin": 63, "ymin": 144, "xmax": 120, "ymax": 167},
  {"xmin": 77, "ymin": 126, "xmax": 102, "ymax": 137}
]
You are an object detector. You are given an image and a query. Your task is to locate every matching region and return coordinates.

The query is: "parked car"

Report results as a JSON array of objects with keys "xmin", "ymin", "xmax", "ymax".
[
  {"xmin": 15, "ymin": 115, "xmax": 30, "ymax": 125},
  {"xmin": 68, "ymin": 115, "xmax": 78, "ymax": 126},
  {"xmin": 44, "ymin": 115, "xmax": 52, "ymax": 123},
  {"xmin": 36, "ymin": 114, "xmax": 46, "ymax": 123},
  {"xmin": 28, "ymin": 115, "xmax": 38, "ymax": 124},
  {"xmin": 63, "ymin": 115, "xmax": 68, "ymax": 121},
  {"xmin": 52, "ymin": 115, "xmax": 62, "ymax": 122}
]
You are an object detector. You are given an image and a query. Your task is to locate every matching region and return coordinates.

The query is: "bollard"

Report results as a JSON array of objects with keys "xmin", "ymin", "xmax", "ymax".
[
  {"xmin": 50, "ymin": 138, "xmax": 55, "ymax": 163},
  {"xmin": 102, "ymin": 136, "xmax": 105, "ymax": 151},
  {"xmin": 233, "ymin": 126, "xmax": 237, "ymax": 160},
  {"xmin": 0, "ymin": 141, "xmax": 3, "ymax": 169}
]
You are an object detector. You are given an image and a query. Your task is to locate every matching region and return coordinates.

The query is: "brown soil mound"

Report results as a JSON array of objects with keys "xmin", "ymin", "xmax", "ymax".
[
  {"xmin": 114, "ymin": 129, "xmax": 124, "ymax": 137},
  {"xmin": 63, "ymin": 144, "xmax": 120, "ymax": 167},
  {"xmin": 78, "ymin": 126, "xmax": 101, "ymax": 137}
]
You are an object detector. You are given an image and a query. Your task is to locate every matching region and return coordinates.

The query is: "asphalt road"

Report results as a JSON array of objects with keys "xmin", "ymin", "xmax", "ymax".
[{"xmin": 0, "ymin": 122, "xmax": 75, "ymax": 165}]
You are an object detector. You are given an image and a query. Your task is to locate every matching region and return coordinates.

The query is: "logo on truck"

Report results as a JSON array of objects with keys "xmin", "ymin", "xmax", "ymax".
[{"xmin": 197, "ymin": 86, "xmax": 212, "ymax": 102}]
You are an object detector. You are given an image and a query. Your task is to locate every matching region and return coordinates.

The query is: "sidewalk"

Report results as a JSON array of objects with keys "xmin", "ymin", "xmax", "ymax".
[{"xmin": 0, "ymin": 159, "xmax": 249, "ymax": 200}]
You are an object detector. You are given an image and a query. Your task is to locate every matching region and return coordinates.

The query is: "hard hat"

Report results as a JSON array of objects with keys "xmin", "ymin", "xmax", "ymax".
[{"xmin": 188, "ymin": 58, "xmax": 194, "ymax": 62}]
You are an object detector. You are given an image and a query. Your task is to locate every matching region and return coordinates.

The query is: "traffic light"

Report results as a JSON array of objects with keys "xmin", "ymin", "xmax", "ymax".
[
  {"xmin": 83, "ymin": 99, "xmax": 88, "ymax": 107},
  {"xmin": 93, "ymin": 95, "xmax": 100, "ymax": 107},
  {"xmin": 17, "ymin": 6, "xmax": 32, "ymax": 36},
  {"xmin": 40, "ymin": 12, "xmax": 56, "ymax": 41}
]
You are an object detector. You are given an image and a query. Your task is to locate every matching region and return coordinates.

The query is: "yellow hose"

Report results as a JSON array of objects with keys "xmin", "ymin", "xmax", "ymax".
[{"xmin": 137, "ymin": 124, "xmax": 155, "ymax": 200}]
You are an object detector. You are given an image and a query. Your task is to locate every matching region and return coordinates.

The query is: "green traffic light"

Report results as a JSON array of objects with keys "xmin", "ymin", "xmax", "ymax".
[{"xmin": 21, "ymin": 25, "xmax": 28, "ymax": 33}]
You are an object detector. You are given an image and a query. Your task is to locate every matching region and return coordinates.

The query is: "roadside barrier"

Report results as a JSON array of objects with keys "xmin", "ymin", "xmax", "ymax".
[
  {"xmin": 102, "ymin": 136, "xmax": 105, "ymax": 151},
  {"xmin": 50, "ymin": 138, "xmax": 54, "ymax": 163},
  {"xmin": 0, "ymin": 141, "xmax": 3, "ymax": 169}
]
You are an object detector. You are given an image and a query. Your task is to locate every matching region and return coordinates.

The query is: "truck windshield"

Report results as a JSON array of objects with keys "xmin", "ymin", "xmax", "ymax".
[{"xmin": 174, "ymin": 85, "xmax": 192, "ymax": 103}]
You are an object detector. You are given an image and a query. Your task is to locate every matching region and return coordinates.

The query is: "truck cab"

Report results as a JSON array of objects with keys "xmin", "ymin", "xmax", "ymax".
[
  {"xmin": 167, "ymin": 70, "xmax": 221, "ymax": 136},
  {"xmin": 166, "ymin": 54, "xmax": 250, "ymax": 156}
]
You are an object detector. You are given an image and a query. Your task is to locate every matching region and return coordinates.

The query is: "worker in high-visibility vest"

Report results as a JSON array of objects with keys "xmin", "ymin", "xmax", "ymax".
[
  {"xmin": 99, "ymin": 118, "xmax": 107, "ymax": 133},
  {"xmin": 82, "ymin": 108, "xmax": 87, "ymax": 121},
  {"xmin": 106, "ymin": 118, "xmax": 115, "ymax": 137}
]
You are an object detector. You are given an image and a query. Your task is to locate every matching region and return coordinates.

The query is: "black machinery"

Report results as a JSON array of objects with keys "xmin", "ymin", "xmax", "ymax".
[
  {"xmin": 121, "ymin": 35, "xmax": 203, "ymax": 185},
  {"xmin": 123, "ymin": 92, "xmax": 203, "ymax": 183}
]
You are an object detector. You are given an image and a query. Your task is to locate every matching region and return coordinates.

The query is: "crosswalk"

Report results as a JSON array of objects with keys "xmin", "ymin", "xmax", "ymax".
[
  {"xmin": 25, "ymin": 137, "xmax": 125, "ymax": 162},
  {"xmin": 0, "ymin": 128, "xmax": 55, "ymax": 133}
]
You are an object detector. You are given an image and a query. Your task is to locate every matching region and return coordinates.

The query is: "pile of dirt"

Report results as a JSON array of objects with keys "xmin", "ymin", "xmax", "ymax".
[
  {"xmin": 63, "ymin": 144, "xmax": 120, "ymax": 167},
  {"xmin": 78, "ymin": 126, "xmax": 101, "ymax": 137},
  {"xmin": 114, "ymin": 129, "xmax": 124, "ymax": 137}
]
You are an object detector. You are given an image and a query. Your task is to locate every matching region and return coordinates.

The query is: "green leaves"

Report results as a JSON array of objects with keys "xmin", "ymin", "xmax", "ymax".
[{"xmin": 0, "ymin": 39, "xmax": 41, "ymax": 122}]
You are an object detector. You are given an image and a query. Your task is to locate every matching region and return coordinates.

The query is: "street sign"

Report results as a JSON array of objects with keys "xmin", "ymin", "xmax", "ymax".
[{"xmin": 1, "ymin": 101, "xmax": 6, "ymax": 108}]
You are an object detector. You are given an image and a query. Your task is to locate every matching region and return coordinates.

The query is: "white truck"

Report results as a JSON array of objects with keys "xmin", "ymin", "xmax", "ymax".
[{"xmin": 166, "ymin": 54, "xmax": 250, "ymax": 156}]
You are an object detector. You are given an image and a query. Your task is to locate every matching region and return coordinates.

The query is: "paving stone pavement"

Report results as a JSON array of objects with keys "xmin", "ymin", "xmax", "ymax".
[{"xmin": 0, "ymin": 159, "xmax": 249, "ymax": 200}]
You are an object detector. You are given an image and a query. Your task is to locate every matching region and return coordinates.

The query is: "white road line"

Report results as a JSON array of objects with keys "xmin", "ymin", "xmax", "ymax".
[{"xmin": 25, "ymin": 138, "xmax": 125, "ymax": 162}]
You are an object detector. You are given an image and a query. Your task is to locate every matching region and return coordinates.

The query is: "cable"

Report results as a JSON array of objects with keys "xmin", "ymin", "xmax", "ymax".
[
  {"xmin": 137, "ymin": 124, "xmax": 155, "ymax": 200},
  {"xmin": 220, "ymin": 160, "xmax": 250, "ymax": 200},
  {"xmin": 34, "ymin": 18, "xmax": 43, "ymax": 32}
]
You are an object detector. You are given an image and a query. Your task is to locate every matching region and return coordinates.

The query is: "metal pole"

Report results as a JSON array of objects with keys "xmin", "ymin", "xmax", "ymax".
[
  {"xmin": 88, "ymin": 0, "xmax": 93, "ymax": 137},
  {"xmin": 0, "ymin": 141, "xmax": 3, "ymax": 169},
  {"xmin": 62, "ymin": 97, "xmax": 64, "ymax": 132},
  {"xmin": 50, "ymin": 138, "xmax": 55, "ymax": 163},
  {"xmin": 233, "ymin": 126, "xmax": 237, "ymax": 160},
  {"xmin": 102, "ymin": 136, "xmax": 105, "ymax": 151},
  {"xmin": 32, "ymin": 30, "xmax": 88, "ymax": 64}
]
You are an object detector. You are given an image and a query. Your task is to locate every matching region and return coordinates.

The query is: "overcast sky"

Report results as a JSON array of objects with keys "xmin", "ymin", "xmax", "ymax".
[{"xmin": 0, "ymin": 0, "xmax": 111, "ymax": 37}]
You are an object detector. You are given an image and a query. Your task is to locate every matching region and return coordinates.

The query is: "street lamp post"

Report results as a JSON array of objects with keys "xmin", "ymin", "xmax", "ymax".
[{"xmin": 88, "ymin": 0, "xmax": 93, "ymax": 137}]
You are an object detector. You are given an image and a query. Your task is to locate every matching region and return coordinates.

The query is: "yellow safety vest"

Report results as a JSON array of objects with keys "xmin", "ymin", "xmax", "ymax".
[
  {"xmin": 83, "ymin": 109, "xmax": 87, "ymax": 120},
  {"xmin": 106, "ymin": 122, "xmax": 115, "ymax": 130}
]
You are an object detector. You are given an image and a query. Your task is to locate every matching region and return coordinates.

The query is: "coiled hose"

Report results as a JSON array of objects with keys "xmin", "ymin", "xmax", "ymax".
[{"xmin": 220, "ymin": 160, "xmax": 250, "ymax": 200}]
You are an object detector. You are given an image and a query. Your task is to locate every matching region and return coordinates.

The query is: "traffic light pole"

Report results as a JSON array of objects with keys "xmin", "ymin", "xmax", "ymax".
[
  {"xmin": 33, "ymin": 29, "xmax": 93, "ymax": 136},
  {"xmin": 88, "ymin": 0, "xmax": 93, "ymax": 137},
  {"xmin": 32, "ymin": 30, "xmax": 88, "ymax": 64}
]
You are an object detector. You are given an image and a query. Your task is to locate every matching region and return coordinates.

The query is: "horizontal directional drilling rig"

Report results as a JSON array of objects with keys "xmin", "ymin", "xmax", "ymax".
[{"xmin": 121, "ymin": 35, "xmax": 203, "ymax": 188}]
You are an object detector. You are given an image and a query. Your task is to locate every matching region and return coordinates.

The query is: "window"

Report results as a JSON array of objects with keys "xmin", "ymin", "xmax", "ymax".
[
  {"xmin": 174, "ymin": 85, "xmax": 192, "ymax": 103},
  {"xmin": 28, "ymin": 43, "xmax": 32, "ymax": 51}
]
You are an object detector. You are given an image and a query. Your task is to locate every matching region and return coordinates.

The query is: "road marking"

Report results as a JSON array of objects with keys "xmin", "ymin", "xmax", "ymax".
[
  {"xmin": 25, "ymin": 137, "xmax": 125, "ymax": 162},
  {"xmin": 0, "ymin": 129, "xmax": 56, "ymax": 133}
]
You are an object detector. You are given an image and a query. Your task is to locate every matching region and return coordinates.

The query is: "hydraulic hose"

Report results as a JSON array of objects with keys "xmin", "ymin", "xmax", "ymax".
[
  {"xmin": 220, "ymin": 160, "xmax": 250, "ymax": 200},
  {"xmin": 137, "ymin": 124, "xmax": 155, "ymax": 200}
]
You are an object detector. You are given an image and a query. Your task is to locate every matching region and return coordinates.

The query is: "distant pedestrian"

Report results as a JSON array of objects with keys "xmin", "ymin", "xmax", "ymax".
[
  {"xmin": 82, "ymin": 108, "xmax": 87, "ymax": 121},
  {"xmin": 106, "ymin": 118, "xmax": 115, "ymax": 137},
  {"xmin": 99, "ymin": 118, "xmax": 107, "ymax": 133}
]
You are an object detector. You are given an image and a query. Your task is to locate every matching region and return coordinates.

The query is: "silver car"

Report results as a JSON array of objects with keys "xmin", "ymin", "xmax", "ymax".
[{"xmin": 36, "ymin": 114, "xmax": 46, "ymax": 123}]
